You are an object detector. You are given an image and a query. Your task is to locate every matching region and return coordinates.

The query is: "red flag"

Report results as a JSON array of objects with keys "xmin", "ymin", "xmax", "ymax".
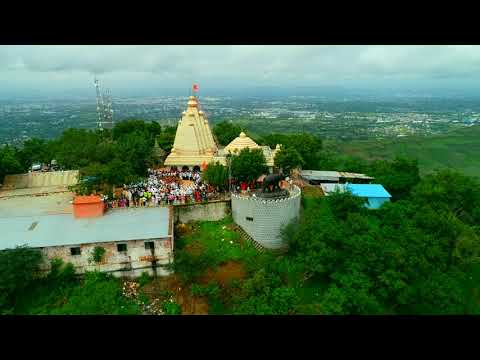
[{"xmin": 192, "ymin": 83, "xmax": 199, "ymax": 92}]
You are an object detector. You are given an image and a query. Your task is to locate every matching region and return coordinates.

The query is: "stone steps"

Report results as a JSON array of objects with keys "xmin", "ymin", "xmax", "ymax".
[{"xmin": 234, "ymin": 224, "xmax": 266, "ymax": 252}]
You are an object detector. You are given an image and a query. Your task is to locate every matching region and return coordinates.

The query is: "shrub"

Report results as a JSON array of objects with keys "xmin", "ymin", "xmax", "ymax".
[
  {"xmin": 0, "ymin": 246, "xmax": 43, "ymax": 312},
  {"xmin": 89, "ymin": 246, "xmax": 106, "ymax": 264},
  {"xmin": 138, "ymin": 272, "xmax": 153, "ymax": 287},
  {"xmin": 191, "ymin": 282, "xmax": 221, "ymax": 299},
  {"xmin": 162, "ymin": 300, "xmax": 182, "ymax": 315}
]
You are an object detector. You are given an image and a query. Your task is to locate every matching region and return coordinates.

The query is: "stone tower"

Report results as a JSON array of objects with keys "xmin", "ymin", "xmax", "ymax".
[{"xmin": 164, "ymin": 96, "xmax": 218, "ymax": 168}]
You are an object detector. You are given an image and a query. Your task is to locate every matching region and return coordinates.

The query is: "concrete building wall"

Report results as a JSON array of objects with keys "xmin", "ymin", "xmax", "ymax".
[
  {"xmin": 231, "ymin": 186, "xmax": 301, "ymax": 249},
  {"xmin": 174, "ymin": 200, "xmax": 230, "ymax": 224},
  {"xmin": 39, "ymin": 237, "xmax": 174, "ymax": 278},
  {"xmin": 3, "ymin": 170, "xmax": 79, "ymax": 189}
]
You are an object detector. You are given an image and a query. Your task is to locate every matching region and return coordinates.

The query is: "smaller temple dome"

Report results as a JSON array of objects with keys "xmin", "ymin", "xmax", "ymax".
[{"xmin": 224, "ymin": 131, "xmax": 260, "ymax": 154}]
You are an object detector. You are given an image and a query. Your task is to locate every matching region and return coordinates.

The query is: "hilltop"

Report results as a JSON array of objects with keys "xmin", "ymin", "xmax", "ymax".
[{"xmin": 327, "ymin": 124, "xmax": 480, "ymax": 178}]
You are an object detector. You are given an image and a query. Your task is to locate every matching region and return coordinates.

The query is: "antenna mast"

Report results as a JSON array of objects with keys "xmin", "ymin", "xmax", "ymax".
[
  {"xmin": 94, "ymin": 77, "xmax": 115, "ymax": 130},
  {"xmin": 94, "ymin": 76, "xmax": 104, "ymax": 130}
]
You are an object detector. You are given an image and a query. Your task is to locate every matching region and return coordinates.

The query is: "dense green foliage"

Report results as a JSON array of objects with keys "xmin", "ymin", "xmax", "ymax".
[
  {"xmin": 286, "ymin": 170, "xmax": 480, "ymax": 314},
  {"xmin": 213, "ymin": 121, "xmax": 243, "ymax": 146},
  {"xmin": 261, "ymin": 133, "xmax": 322, "ymax": 169},
  {"xmin": 0, "ymin": 145, "xmax": 23, "ymax": 183},
  {"xmin": 231, "ymin": 148, "xmax": 268, "ymax": 183},
  {"xmin": 203, "ymin": 161, "xmax": 228, "ymax": 191},
  {"xmin": 170, "ymin": 164, "xmax": 480, "ymax": 315},
  {"xmin": 0, "ymin": 250, "xmax": 142, "ymax": 315},
  {"xmin": 0, "ymin": 120, "xmax": 177, "ymax": 188},
  {"xmin": 274, "ymin": 146, "xmax": 305, "ymax": 175},
  {"xmin": 49, "ymin": 271, "xmax": 141, "ymax": 315},
  {"xmin": 0, "ymin": 246, "xmax": 43, "ymax": 313}
]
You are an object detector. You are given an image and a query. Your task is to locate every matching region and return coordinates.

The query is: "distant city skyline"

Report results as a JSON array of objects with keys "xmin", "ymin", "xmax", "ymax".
[{"xmin": 2, "ymin": 45, "xmax": 480, "ymax": 98}]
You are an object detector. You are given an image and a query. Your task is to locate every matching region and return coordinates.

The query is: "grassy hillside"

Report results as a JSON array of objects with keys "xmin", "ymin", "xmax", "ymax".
[{"xmin": 327, "ymin": 125, "xmax": 480, "ymax": 178}]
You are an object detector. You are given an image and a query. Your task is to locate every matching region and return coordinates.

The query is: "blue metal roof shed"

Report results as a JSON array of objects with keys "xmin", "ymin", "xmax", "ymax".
[{"xmin": 346, "ymin": 184, "xmax": 392, "ymax": 209}]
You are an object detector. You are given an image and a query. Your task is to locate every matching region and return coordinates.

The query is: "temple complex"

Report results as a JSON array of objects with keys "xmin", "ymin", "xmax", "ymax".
[{"xmin": 164, "ymin": 95, "xmax": 281, "ymax": 172}]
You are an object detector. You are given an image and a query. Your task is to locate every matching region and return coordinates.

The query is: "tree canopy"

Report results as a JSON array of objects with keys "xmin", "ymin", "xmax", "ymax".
[
  {"xmin": 284, "ymin": 169, "xmax": 480, "ymax": 314},
  {"xmin": 261, "ymin": 133, "xmax": 322, "ymax": 169},
  {"xmin": 0, "ymin": 120, "xmax": 177, "ymax": 189},
  {"xmin": 203, "ymin": 161, "xmax": 229, "ymax": 191},
  {"xmin": 0, "ymin": 246, "xmax": 43, "ymax": 313},
  {"xmin": 274, "ymin": 146, "xmax": 304, "ymax": 175},
  {"xmin": 213, "ymin": 121, "xmax": 243, "ymax": 146},
  {"xmin": 231, "ymin": 148, "xmax": 268, "ymax": 184}
]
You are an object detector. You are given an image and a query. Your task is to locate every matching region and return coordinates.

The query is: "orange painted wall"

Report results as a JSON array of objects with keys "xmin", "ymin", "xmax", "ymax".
[{"xmin": 73, "ymin": 196, "xmax": 105, "ymax": 218}]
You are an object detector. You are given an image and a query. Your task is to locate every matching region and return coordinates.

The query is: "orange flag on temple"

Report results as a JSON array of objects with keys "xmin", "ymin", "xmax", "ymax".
[{"xmin": 201, "ymin": 161, "xmax": 207, "ymax": 171}]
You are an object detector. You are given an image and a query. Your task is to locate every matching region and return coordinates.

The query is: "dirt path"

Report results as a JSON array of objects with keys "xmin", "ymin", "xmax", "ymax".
[
  {"xmin": 198, "ymin": 261, "xmax": 246, "ymax": 288},
  {"xmin": 142, "ymin": 275, "xmax": 209, "ymax": 315},
  {"xmin": 141, "ymin": 261, "xmax": 247, "ymax": 315}
]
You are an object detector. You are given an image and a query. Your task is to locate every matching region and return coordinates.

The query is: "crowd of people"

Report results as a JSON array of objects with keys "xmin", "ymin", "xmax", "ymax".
[{"xmin": 104, "ymin": 168, "xmax": 222, "ymax": 209}]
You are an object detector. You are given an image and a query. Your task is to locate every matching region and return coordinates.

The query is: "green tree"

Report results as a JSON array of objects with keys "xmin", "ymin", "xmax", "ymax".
[
  {"xmin": 54, "ymin": 128, "xmax": 101, "ymax": 169},
  {"xmin": 114, "ymin": 131, "xmax": 154, "ymax": 176},
  {"xmin": 232, "ymin": 268, "xmax": 299, "ymax": 315},
  {"xmin": 0, "ymin": 246, "xmax": 43, "ymax": 313},
  {"xmin": 17, "ymin": 138, "xmax": 53, "ymax": 170},
  {"xmin": 102, "ymin": 158, "xmax": 138, "ymax": 186},
  {"xmin": 370, "ymin": 156, "xmax": 420, "ymax": 200},
  {"xmin": 411, "ymin": 169, "xmax": 480, "ymax": 225},
  {"xmin": 262, "ymin": 133, "xmax": 322, "ymax": 169},
  {"xmin": 231, "ymin": 148, "xmax": 268, "ymax": 184},
  {"xmin": 285, "ymin": 172, "xmax": 480, "ymax": 315},
  {"xmin": 156, "ymin": 125, "xmax": 177, "ymax": 152},
  {"xmin": 274, "ymin": 146, "xmax": 305, "ymax": 175},
  {"xmin": 0, "ymin": 145, "xmax": 23, "ymax": 183},
  {"xmin": 50, "ymin": 271, "xmax": 141, "ymax": 315},
  {"xmin": 202, "ymin": 161, "xmax": 228, "ymax": 191},
  {"xmin": 213, "ymin": 121, "xmax": 243, "ymax": 146}
]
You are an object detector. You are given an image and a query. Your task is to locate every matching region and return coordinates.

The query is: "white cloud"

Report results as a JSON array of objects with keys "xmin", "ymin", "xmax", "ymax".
[{"xmin": 1, "ymin": 45, "xmax": 480, "ymax": 94}]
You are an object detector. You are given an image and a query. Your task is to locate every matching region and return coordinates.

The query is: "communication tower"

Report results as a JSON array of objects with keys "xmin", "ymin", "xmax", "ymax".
[{"xmin": 93, "ymin": 77, "xmax": 115, "ymax": 130}]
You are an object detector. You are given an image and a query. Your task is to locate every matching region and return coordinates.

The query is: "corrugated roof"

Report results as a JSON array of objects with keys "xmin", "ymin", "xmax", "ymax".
[
  {"xmin": 300, "ymin": 170, "xmax": 374, "ymax": 181},
  {"xmin": 320, "ymin": 183, "xmax": 391, "ymax": 198},
  {"xmin": 347, "ymin": 184, "xmax": 391, "ymax": 198},
  {"xmin": 1, "ymin": 207, "xmax": 171, "ymax": 250},
  {"xmin": 320, "ymin": 183, "xmax": 347, "ymax": 194}
]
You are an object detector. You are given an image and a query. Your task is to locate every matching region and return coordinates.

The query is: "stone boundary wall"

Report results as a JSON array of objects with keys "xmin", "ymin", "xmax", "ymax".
[
  {"xmin": 231, "ymin": 186, "xmax": 301, "ymax": 249},
  {"xmin": 3, "ymin": 170, "xmax": 79, "ymax": 189},
  {"xmin": 173, "ymin": 200, "xmax": 231, "ymax": 224}
]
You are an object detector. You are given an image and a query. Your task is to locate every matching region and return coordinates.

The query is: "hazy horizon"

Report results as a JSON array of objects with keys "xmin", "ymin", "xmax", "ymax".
[{"xmin": 2, "ymin": 45, "xmax": 480, "ymax": 100}]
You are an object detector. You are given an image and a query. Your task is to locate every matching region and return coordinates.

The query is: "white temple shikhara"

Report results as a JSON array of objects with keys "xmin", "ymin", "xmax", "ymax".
[
  {"xmin": 164, "ymin": 96, "xmax": 218, "ymax": 168},
  {"xmin": 164, "ymin": 94, "xmax": 281, "ymax": 171}
]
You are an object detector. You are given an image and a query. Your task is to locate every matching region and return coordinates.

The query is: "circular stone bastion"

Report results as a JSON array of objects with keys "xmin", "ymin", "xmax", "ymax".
[{"xmin": 231, "ymin": 185, "xmax": 301, "ymax": 250}]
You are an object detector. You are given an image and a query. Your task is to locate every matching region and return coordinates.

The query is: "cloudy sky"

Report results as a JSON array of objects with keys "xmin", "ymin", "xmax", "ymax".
[{"xmin": 2, "ymin": 45, "xmax": 480, "ymax": 97}]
